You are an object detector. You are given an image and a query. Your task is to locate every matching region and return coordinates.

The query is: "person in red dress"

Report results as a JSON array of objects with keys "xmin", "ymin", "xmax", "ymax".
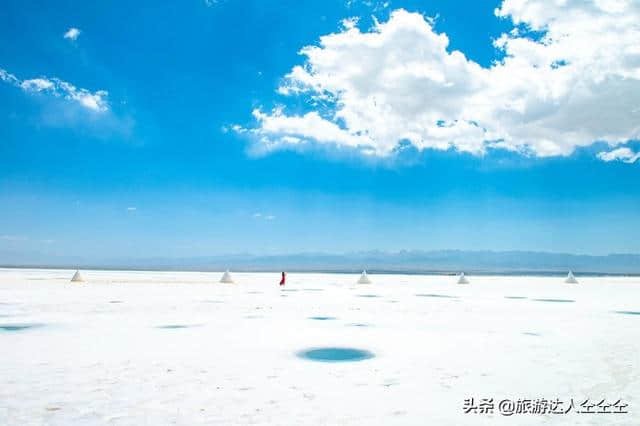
[{"xmin": 279, "ymin": 272, "xmax": 286, "ymax": 286}]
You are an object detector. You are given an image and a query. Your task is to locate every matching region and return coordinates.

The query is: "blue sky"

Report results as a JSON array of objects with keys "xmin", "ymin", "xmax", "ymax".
[{"xmin": 1, "ymin": 0, "xmax": 639, "ymax": 261}]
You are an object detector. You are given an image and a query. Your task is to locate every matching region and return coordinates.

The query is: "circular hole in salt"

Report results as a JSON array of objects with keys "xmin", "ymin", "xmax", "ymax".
[{"xmin": 297, "ymin": 347, "xmax": 374, "ymax": 362}]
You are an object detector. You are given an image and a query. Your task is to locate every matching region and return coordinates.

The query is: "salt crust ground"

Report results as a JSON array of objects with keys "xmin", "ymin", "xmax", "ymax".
[{"xmin": 1, "ymin": 268, "xmax": 639, "ymax": 425}]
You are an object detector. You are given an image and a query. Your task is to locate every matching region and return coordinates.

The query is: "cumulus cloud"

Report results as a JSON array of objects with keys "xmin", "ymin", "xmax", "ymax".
[
  {"xmin": 597, "ymin": 147, "xmax": 640, "ymax": 163},
  {"xmin": 0, "ymin": 67, "xmax": 109, "ymax": 112},
  {"xmin": 241, "ymin": 1, "xmax": 640, "ymax": 159},
  {"xmin": 63, "ymin": 27, "xmax": 81, "ymax": 41},
  {"xmin": 253, "ymin": 212, "xmax": 276, "ymax": 220}
]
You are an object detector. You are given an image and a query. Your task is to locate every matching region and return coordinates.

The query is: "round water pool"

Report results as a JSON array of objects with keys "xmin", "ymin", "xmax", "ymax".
[{"xmin": 297, "ymin": 347, "xmax": 374, "ymax": 362}]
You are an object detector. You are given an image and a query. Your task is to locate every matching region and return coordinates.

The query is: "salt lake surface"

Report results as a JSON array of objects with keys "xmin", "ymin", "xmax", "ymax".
[{"xmin": 1, "ymin": 268, "xmax": 639, "ymax": 425}]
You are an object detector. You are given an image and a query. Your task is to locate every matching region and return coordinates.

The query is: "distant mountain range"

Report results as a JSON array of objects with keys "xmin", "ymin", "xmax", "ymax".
[{"xmin": 2, "ymin": 249, "xmax": 640, "ymax": 275}]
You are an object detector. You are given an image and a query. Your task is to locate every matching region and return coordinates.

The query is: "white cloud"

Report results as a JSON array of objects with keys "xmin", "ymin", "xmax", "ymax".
[
  {"xmin": 597, "ymin": 147, "xmax": 640, "ymax": 163},
  {"xmin": 0, "ymin": 69, "xmax": 19, "ymax": 85},
  {"xmin": 63, "ymin": 27, "xmax": 81, "ymax": 41},
  {"xmin": 20, "ymin": 78, "xmax": 54, "ymax": 91},
  {"xmin": 0, "ymin": 67, "xmax": 109, "ymax": 112},
  {"xmin": 253, "ymin": 212, "xmax": 276, "ymax": 220},
  {"xmin": 243, "ymin": 2, "xmax": 640, "ymax": 160}
]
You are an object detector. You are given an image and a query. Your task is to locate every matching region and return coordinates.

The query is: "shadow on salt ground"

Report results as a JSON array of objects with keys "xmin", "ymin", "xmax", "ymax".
[
  {"xmin": 308, "ymin": 316, "xmax": 336, "ymax": 321},
  {"xmin": 247, "ymin": 291, "xmax": 263, "ymax": 294},
  {"xmin": 505, "ymin": 296, "xmax": 528, "ymax": 299},
  {"xmin": 155, "ymin": 324, "xmax": 203, "ymax": 329},
  {"xmin": 523, "ymin": 332, "xmax": 541, "ymax": 336},
  {"xmin": 532, "ymin": 298, "xmax": 575, "ymax": 303},
  {"xmin": 613, "ymin": 311, "xmax": 640, "ymax": 316},
  {"xmin": 202, "ymin": 300, "xmax": 224, "ymax": 304},
  {"xmin": 244, "ymin": 315, "xmax": 263, "ymax": 319},
  {"xmin": 357, "ymin": 294, "xmax": 381, "ymax": 298},
  {"xmin": 109, "ymin": 300, "xmax": 124, "ymax": 304},
  {"xmin": 303, "ymin": 288, "xmax": 324, "ymax": 291},
  {"xmin": 0, "ymin": 323, "xmax": 45, "ymax": 332},
  {"xmin": 281, "ymin": 289, "xmax": 299, "ymax": 292},
  {"xmin": 297, "ymin": 347, "xmax": 374, "ymax": 362},
  {"xmin": 415, "ymin": 294, "xmax": 459, "ymax": 299}
]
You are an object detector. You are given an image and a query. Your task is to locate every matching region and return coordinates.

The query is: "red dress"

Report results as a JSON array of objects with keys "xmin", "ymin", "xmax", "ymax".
[{"xmin": 279, "ymin": 273, "xmax": 286, "ymax": 286}]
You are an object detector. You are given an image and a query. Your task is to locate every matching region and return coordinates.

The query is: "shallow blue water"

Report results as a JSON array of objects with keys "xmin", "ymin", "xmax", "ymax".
[
  {"xmin": 309, "ymin": 316, "xmax": 336, "ymax": 321},
  {"xmin": 533, "ymin": 298, "xmax": 575, "ymax": 303},
  {"xmin": 297, "ymin": 347, "xmax": 374, "ymax": 362},
  {"xmin": 0, "ymin": 323, "xmax": 44, "ymax": 332},
  {"xmin": 415, "ymin": 294, "xmax": 458, "ymax": 299},
  {"xmin": 505, "ymin": 296, "xmax": 528, "ymax": 299},
  {"xmin": 614, "ymin": 310, "xmax": 640, "ymax": 316}
]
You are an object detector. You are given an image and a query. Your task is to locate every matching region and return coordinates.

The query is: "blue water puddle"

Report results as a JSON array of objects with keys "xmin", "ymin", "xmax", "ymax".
[
  {"xmin": 109, "ymin": 301, "xmax": 124, "ymax": 304},
  {"xmin": 309, "ymin": 316, "xmax": 336, "ymax": 321},
  {"xmin": 0, "ymin": 323, "xmax": 44, "ymax": 332},
  {"xmin": 505, "ymin": 296, "xmax": 528, "ymax": 300},
  {"xmin": 415, "ymin": 294, "xmax": 459, "ymax": 299},
  {"xmin": 532, "ymin": 298, "xmax": 575, "ymax": 303},
  {"xmin": 357, "ymin": 294, "xmax": 380, "ymax": 298},
  {"xmin": 297, "ymin": 347, "xmax": 374, "ymax": 362},
  {"xmin": 613, "ymin": 311, "xmax": 640, "ymax": 316},
  {"xmin": 523, "ymin": 332, "xmax": 541, "ymax": 336},
  {"xmin": 156, "ymin": 324, "xmax": 202, "ymax": 329},
  {"xmin": 347, "ymin": 323, "xmax": 370, "ymax": 327}
]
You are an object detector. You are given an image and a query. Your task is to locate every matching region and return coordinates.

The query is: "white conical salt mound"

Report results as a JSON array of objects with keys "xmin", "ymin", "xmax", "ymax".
[
  {"xmin": 357, "ymin": 270, "xmax": 372, "ymax": 284},
  {"xmin": 457, "ymin": 272, "xmax": 469, "ymax": 284},
  {"xmin": 219, "ymin": 270, "xmax": 235, "ymax": 284},
  {"xmin": 565, "ymin": 271, "xmax": 578, "ymax": 284},
  {"xmin": 70, "ymin": 270, "xmax": 85, "ymax": 283}
]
